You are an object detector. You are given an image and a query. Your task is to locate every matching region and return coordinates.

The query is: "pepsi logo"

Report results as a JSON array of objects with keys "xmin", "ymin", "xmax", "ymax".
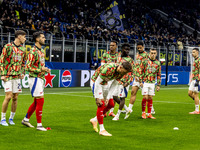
[{"xmin": 62, "ymin": 70, "xmax": 72, "ymax": 87}]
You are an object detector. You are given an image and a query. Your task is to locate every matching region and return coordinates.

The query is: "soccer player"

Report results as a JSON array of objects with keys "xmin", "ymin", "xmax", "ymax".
[
  {"xmin": 140, "ymin": 48, "xmax": 161, "ymax": 119},
  {"xmin": 0, "ymin": 30, "xmax": 26, "ymax": 126},
  {"xmin": 101, "ymin": 40, "xmax": 119, "ymax": 65},
  {"xmin": 112, "ymin": 43, "xmax": 135, "ymax": 120},
  {"xmin": 101, "ymin": 40, "xmax": 120, "ymax": 117},
  {"xmin": 125, "ymin": 42, "xmax": 156, "ymax": 119},
  {"xmin": 188, "ymin": 48, "xmax": 200, "ymax": 114},
  {"xmin": 90, "ymin": 62, "xmax": 132, "ymax": 136},
  {"xmin": 22, "ymin": 31, "xmax": 50, "ymax": 131}
]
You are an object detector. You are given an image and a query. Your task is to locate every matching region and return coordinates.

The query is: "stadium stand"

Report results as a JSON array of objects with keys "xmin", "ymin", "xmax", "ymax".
[{"xmin": 0, "ymin": 0, "xmax": 199, "ymax": 46}]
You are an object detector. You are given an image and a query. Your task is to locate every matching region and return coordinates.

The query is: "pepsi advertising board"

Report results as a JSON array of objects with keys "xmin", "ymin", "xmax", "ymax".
[{"xmin": 59, "ymin": 70, "xmax": 80, "ymax": 87}]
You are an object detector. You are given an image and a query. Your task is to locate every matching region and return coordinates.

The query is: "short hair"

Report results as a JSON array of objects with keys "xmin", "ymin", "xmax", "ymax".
[
  {"xmin": 137, "ymin": 41, "xmax": 144, "ymax": 46},
  {"xmin": 193, "ymin": 48, "xmax": 199, "ymax": 52},
  {"xmin": 110, "ymin": 40, "xmax": 118, "ymax": 45},
  {"xmin": 122, "ymin": 61, "xmax": 132, "ymax": 72},
  {"xmin": 33, "ymin": 31, "xmax": 44, "ymax": 42},
  {"xmin": 150, "ymin": 48, "xmax": 157, "ymax": 52},
  {"xmin": 121, "ymin": 43, "xmax": 130, "ymax": 50},
  {"xmin": 15, "ymin": 30, "xmax": 26, "ymax": 38}
]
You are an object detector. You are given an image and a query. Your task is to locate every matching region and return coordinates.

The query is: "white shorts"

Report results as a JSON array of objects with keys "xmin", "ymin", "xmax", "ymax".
[
  {"xmin": 189, "ymin": 80, "xmax": 200, "ymax": 93},
  {"xmin": 142, "ymin": 83, "xmax": 155, "ymax": 96},
  {"xmin": 4, "ymin": 79, "xmax": 22, "ymax": 93},
  {"xmin": 93, "ymin": 84, "xmax": 109, "ymax": 99},
  {"xmin": 29, "ymin": 78, "xmax": 44, "ymax": 97},
  {"xmin": 113, "ymin": 84, "xmax": 120, "ymax": 96},
  {"xmin": 119, "ymin": 85, "xmax": 130, "ymax": 98},
  {"xmin": 93, "ymin": 77, "xmax": 114, "ymax": 99},
  {"xmin": 132, "ymin": 80, "xmax": 140, "ymax": 88}
]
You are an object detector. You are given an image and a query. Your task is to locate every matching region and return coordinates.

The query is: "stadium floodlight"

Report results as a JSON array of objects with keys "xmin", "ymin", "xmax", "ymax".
[{"xmin": 160, "ymin": 58, "xmax": 165, "ymax": 62}]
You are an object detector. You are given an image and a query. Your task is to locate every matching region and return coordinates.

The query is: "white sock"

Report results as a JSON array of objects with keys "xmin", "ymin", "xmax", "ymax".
[
  {"xmin": 9, "ymin": 112, "xmax": 15, "ymax": 120},
  {"xmin": 117, "ymin": 109, "xmax": 122, "ymax": 116},
  {"xmin": 123, "ymin": 105, "xmax": 128, "ymax": 111},
  {"xmin": 129, "ymin": 104, "xmax": 133, "ymax": 110},
  {"xmin": 195, "ymin": 105, "xmax": 199, "ymax": 111},
  {"xmin": 37, "ymin": 123, "xmax": 42, "ymax": 127},
  {"xmin": 1, "ymin": 112, "xmax": 6, "ymax": 121},
  {"xmin": 92, "ymin": 116, "xmax": 97, "ymax": 122},
  {"xmin": 109, "ymin": 108, "xmax": 114, "ymax": 113},
  {"xmin": 151, "ymin": 105, "xmax": 154, "ymax": 111},
  {"xmin": 99, "ymin": 124, "xmax": 105, "ymax": 132},
  {"xmin": 23, "ymin": 117, "xmax": 29, "ymax": 122}
]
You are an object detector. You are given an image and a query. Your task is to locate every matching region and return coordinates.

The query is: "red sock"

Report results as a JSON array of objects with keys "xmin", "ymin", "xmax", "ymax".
[
  {"xmin": 142, "ymin": 98, "xmax": 147, "ymax": 112},
  {"xmin": 147, "ymin": 99, "xmax": 153, "ymax": 114},
  {"xmin": 26, "ymin": 98, "xmax": 37, "ymax": 119},
  {"xmin": 97, "ymin": 101, "xmax": 105, "ymax": 124},
  {"xmin": 36, "ymin": 98, "xmax": 44, "ymax": 123},
  {"xmin": 103, "ymin": 99, "xmax": 115, "ymax": 114}
]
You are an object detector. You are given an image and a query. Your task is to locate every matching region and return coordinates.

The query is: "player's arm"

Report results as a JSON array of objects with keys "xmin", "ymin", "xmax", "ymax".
[
  {"xmin": 20, "ymin": 49, "xmax": 27, "ymax": 79},
  {"xmin": 101, "ymin": 53, "xmax": 106, "ymax": 65},
  {"xmin": 138, "ymin": 60, "xmax": 146, "ymax": 83},
  {"xmin": 25, "ymin": 52, "xmax": 42, "ymax": 73},
  {"xmin": 128, "ymin": 60, "xmax": 135, "ymax": 84},
  {"xmin": 198, "ymin": 60, "xmax": 200, "ymax": 81},
  {"xmin": 156, "ymin": 63, "xmax": 161, "ymax": 91},
  {"xmin": 0, "ymin": 46, "xmax": 8, "ymax": 76}
]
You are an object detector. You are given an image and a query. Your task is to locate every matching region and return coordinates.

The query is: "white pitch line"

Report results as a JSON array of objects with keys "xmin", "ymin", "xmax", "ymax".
[{"xmin": 55, "ymin": 93, "xmax": 193, "ymax": 105}]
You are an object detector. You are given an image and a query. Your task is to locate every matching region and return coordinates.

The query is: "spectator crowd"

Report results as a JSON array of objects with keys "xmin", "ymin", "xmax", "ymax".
[{"xmin": 0, "ymin": 0, "xmax": 200, "ymax": 47}]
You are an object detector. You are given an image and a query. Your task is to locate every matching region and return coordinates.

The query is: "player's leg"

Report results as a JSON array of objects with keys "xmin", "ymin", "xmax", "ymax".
[
  {"xmin": 141, "ymin": 83, "xmax": 148, "ymax": 119},
  {"xmin": 147, "ymin": 95, "xmax": 156, "ymax": 119},
  {"xmin": 124, "ymin": 85, "xmax": 139, "ymax": 119},
  {"xmin": 141, "ymin": 95, "xmax": 148, "ymax": 119},
  {"xmin": 103, "ymin": 99, "xmax": 115, "ymax": 116},
  {"xmin": 31, "ymin": 78, "xmax": 46, "ymax": 131},
  {"xmin": 90, "ymin": 98, "xmax": 99, "ymax": 132},
  {"xmin": 22, "ymin": 97, "xmax": 36, "ymax": 128},
  {"xmin": 188, "ymin": 80, "xmax": 200, "ymax": 114},
  {"xmin": 35, "ymin": 95, "xmax": 46, "ymax": 131},
  {"xmin": 109, "ymin": 84, "xmax": 120, "ymax": 117},
  {"xmin": 113, "ymin": 97, "xmax": 125, "ymax": 121},
  {"xmin": 147, "ymin": 84, "xmax": 156, "ymax": 119},
  {"xmin": 129, "ymin": 85, "xmax": 139, "ymax": 111},
  {"xmin": 188, "ymin": 90, "xmax": 194, "ymax": 100},
  {"xmin": 189, "ymin": 92, "xmax": 200, "ymax": 114},
  {"xmin": 1, "ymin": 92, "xmax": 13, "ymax": 126},
  {"xmin": 8, "ymin": 93, "xmax": 19, "ymax": 125},
  {"xmin": 22, "ymin": 78, "xmax": 37, "ymax": 128},
  {"xmin": 188, "ymin": 80, "xmax": 195, "ymax": 100},
  {"xmin": 9, "ymin": 79, "xmax": 22, "ymax": 125}
]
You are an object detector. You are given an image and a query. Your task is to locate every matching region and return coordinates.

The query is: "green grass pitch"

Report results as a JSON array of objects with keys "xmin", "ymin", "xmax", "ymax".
[{"xmin": 0, "ymin": 85, "xmax": 199, "ymax": 150}]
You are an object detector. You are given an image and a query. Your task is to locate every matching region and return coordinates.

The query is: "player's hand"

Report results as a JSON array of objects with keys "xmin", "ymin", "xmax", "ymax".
[
  {"xmin": 1, "ymin": 76, "xmax": 6, "ymax": 82},
  {"xmin": 104, "ymin": 99, "xmax": 109, "ymax": 106},
  {"xmin": 195, "ymin": 80, "xmax": 199, "ymax": 87},
  {"xmin": 156, "ymin": 86, "xmax": 160, "ymax": 92},
  {"xmin": 20, "ymin": 74, "xmax": 25, "ymax": 79},
  {"xmin": 140, "ymin": 83, "xmax": 143, "ymax": 88},
  {"xmin": 135, "ymin": 77, "xmax": 139, "ymax": 82},
  {"xmin": 96, "ymin": 98, "xmax": 103, "ymax": 106},
  {"xmin": 47, "ymin": 68, "xmax": 51, "ymax": 73},
  {"xmin": 41, "ymin": 67, "xmax": 50, "ymax": 73},
  {"xmin": 41, "ymin": 66, "xmax": 47, "ymax": 72},
  {"xmin": 104, "ymin": 78, "xmax": 109, "ymax": 82},
  {"xmin": 123, "ymin": 82, "xmax": 129, "ymax": 87}
]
